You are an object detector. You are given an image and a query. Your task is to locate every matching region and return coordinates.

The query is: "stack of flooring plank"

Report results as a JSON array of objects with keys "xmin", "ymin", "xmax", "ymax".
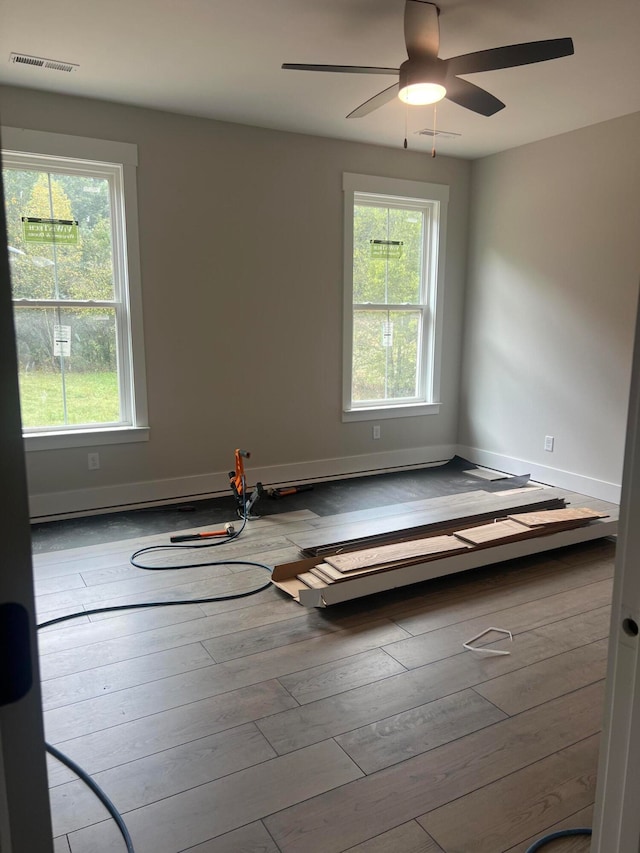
[
  {"xmin": 289, "ymin": 489, "xmax": 568, "ymax": 558},
  {"xmin": 271, "ymin": 498, "xmax": 614, "ymax": 607},
  {"xmin": 300, "ymin": 508, "xmax": 608, "ymax": 589}
]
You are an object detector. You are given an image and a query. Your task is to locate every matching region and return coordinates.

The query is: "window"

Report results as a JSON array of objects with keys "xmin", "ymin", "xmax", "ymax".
[
  {"xmin": 1, "ymin": 128, "xmax": 148, "ymax": 450},
  {"xmin": 342, "ymin": 173, "xmax": 448, "ymax": 421}
]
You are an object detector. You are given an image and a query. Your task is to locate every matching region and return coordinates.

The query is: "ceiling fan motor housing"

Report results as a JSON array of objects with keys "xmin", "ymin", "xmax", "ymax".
[{"xmin": 399, "ymin": 57, "xmax": 446, "ymax": 91}]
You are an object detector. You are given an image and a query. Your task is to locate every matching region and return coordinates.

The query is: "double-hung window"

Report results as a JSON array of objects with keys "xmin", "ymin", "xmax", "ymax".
[
  {"xmin": 1, "ymin": 128, "xmax": 148, "ymax": 449},
  {"xmin": 342, "ymin": 173, "xmax": 448, "ymax": 421}
]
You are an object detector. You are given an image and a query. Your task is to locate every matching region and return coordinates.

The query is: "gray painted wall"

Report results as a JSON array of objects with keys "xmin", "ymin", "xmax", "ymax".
[
  {"xmin": 0, "ymin": 85, "xmax": 471, "ymax": 513},
  {"xmin": 459, "ymin": 111, "xmax": 640, "ymax": 495},
  {"xmin": 3, "ymin": 83, "xmax": 639, "ymax": 512}
]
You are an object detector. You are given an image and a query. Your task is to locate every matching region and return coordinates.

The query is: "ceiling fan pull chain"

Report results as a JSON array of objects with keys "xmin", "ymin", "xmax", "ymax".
[
  {"xmin": 432, "ymin": 103, "xmax": 437, "ymax": 158},
  {"xmin": 404, "ymin": 102, "xmax": 408, "ymax": 149}
]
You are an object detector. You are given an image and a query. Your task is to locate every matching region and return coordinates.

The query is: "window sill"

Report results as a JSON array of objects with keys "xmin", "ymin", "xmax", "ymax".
[
  {"xmin": 342, "ymin": 403, "xmax": 441, "ymax": 423},
  {"xmin": 23, "ymin": 426, "xmax": 150, "ymax": 452}
]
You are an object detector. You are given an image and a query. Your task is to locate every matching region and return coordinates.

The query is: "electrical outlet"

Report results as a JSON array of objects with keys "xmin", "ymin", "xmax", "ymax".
[
  {"xmin": 87, "ymin": 452, "xmax": 100, "ymax": 470},
  {"xmin": 372, "ymin": 425, "xmax": 381, "ymax": 440},
  {"xmin": 544, "ymin": 435, "xmax": 554, "ymax": 452}
]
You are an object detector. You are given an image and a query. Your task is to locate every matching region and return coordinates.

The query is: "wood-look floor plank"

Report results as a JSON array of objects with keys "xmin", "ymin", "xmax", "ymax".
[
  {"xmin": 66, "ymin": 741, "xmax": 362, "ymax": 853},
  {"xmin": 47, "ymin": 753, "xmax": 77, "ymax": 787},
  {"xmin": 176, "ymin": 821, "xmax": 280, "ymax": 852},
  {"xmin": 35, "ymin": 573, "xmax": 87, "ymax": 595},
  {"xmin": 454, "ymin": 518, "xmax": 541, "ymax": 545},
  {"xmin": 503, "ymin": 806, "xmax": 593, "ymax": 853},
  {"xmin": 262, "ymin": 682, "xmax": 604, "ymax": 853},
  {"xmin": 418, "ymin": 735, "xmax": 599, "ymax": 853},
  {"xmin": 256, "ymin": 608, "xmax": 609, "ymax": 755},
  {"xmin": 37, "ymin": 603, "xmax": 210, "ymax": 655},
  {"xmin": 41, "ymin": 641, "xmax": 215, "ymax": 709},
  {"xmin": 327, "ymin": 550, "xmax": 611, "ymax": 632},
  {"xmin": 508, "ymin": 508, "xmax": 607, "ymax": 526},
  {"xmin": 278, "ymin": 648, "xmax": 406, "ymax": 705},
  {"xmin": 383, "ymin": 579, "xmax": 612, "ymax": 670},
  {"xmin": 342, "ymin": 820, "xmax": 444, "ymax": 852},
  {"xmin": 34, "ymin": 539, "xmax": 205, "ymax": 578},
  {"xmin": 35, "ymin": 563, "xmax": 258, "ymax": 612},
  {"xmin": 201, "ymin": 609, "xmax": 373, "ymax": 663},
  {"xmin": 335, "ymin": 688, "xmax": 507, "ymax": 774},
  {"xmin": 305, "ymin": 497, "xmax": 437, "ymax": 529},
  {"xmin": 52, "ymin": 679, "xmax": 297, "ymax": 776},
  {"xmin": 392, "ymin": 560, "xmax": 613, "ymax": 638},
  {"xmin": 33, "ymin": 529, "xmax": 178, "ymax": 566},
  {"xmin": 50, "ymin": 722, "xmax": 276, "ymax": 836},
  {"xmin": 39, "ymin": 597, "xmax": 310, "ymax": 679},
  {"xmin": 474, "ymin": 639, "xmax": 609, "ymax": 716},
  {"xmin": 553, "ymin": 539, "xmax": 615, "ymax": 566},
  {"xmin": 38, "ymin": 607, "xmax": 92, "ymax": 631},
  {"xmin": 44, "ymin": 619, "xmax": 410, "ymax": 744},
  {"xmin": 325, "ymin": 535, "xmax": 469, "ymax": 573}
]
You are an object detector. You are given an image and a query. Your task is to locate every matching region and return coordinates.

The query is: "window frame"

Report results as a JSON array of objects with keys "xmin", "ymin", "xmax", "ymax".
[
  {"xmin": 342, "ymin": 172, "xmax": 448, "ymax": 422},
  {"xmin": 1, "ymin": 127, "xmax": 149, "ymax": 450}
]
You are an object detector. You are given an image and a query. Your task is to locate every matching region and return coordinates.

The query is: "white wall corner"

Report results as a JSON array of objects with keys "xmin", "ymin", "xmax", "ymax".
[{"xmin": 457, "ymin": 444, "xmax": 622, "ymax": 504}]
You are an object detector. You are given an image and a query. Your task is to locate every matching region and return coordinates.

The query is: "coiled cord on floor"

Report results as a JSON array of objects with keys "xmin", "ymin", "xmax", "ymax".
[
  {"xmin": 129, "ymin": 503, "xmax": 249, "ymax": 570},
  {"xmin": 41, "ymin": 484, "xmax": 270, "ymax": 852},
  {"xmin": 525, "ymin": 827, "xmax": 592, "ymax": 851}
]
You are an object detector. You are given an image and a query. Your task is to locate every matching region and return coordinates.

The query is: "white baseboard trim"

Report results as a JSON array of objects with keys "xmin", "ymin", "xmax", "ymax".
[
  {"xmin": 29, "ymin": 444, "xmax": 457, "ymax": 522},
  {"xmin": 456, "ymin": 445, "xmax": 622, "ymax": 505}
]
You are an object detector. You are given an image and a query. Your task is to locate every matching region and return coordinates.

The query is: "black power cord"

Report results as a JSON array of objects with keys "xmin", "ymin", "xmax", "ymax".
[
  {"xmin": 45, "ymin": 742, "xmax": 136, "ymax": 853},
  {"xmin": 41, "ymin": 482, "xmax": 271, "ymax": 852},
  {"xmin": 525, "ymin": 827, "xmax": 592, "ymax": 851}
]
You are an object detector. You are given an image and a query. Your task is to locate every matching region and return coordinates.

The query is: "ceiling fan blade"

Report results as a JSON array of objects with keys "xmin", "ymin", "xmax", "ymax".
[
  {"xmin": 444, "ymin": 76, "xmax": 505, "ymax": 116},
  {"xmin": 404, "ymin": 0, "xmax": 440, "ymax": 60},
  {"xmin": 347, "ymin": 83, "xmax": 400, "ymax": 118},
  {"xmin": 446, "ymin": 38, "xmax": 574, "ymax": 76},
  {"xmin": 282, "ymin": 63, "xmax": 399, "ymax": 75}
]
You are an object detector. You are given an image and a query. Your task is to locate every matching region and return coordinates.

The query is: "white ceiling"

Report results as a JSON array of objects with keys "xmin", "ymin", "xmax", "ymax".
[{"xmin": 1, "ymin": 0, "xmax": 639, "ymax": 160}]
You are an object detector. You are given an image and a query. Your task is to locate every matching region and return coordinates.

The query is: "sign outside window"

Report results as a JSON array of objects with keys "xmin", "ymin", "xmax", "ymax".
[
  {"xmin": 53, "ymin": 325, "xmax": 71, "ymax": 357},
  {"xmin": 22, "ymin": 217, "xmax": 79, "ymax": 245},
  {"xmin": 370, "ymin": 239, "xmax": 403, "ymax": 260}
]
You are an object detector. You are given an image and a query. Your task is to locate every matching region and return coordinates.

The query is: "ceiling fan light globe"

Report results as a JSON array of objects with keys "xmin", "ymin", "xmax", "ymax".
[{"xmin": 398, "ymin": 82, "xmax": 446, "ymax": 105}]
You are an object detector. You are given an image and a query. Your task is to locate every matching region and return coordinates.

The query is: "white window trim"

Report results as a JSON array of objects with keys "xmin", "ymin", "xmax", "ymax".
[
  {"xmin": 1, "ymin": 127, "xmax": 149, "ymax": 451},
  {"xmin": 342, "ymin": 172, "xmax": 448, "ymax": 422}
]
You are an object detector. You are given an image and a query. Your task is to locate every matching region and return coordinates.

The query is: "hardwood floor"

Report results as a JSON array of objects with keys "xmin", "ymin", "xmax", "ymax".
[{"xmin": 34, "ymin": 495, "xmax": 614, "ymax": 852}]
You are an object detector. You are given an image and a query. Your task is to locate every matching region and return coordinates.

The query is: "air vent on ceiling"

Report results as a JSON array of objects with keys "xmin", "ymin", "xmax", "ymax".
[
  {"xmin": 416, "ymin": 128, "xmax": 461, "ymax": 141},
  {"xmin": 9, "ymin": 53, "xmax": 78, "ymax": 73}
]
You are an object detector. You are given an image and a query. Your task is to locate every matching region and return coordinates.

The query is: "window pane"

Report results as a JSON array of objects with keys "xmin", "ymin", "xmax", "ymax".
[
  {"xmin": 3, "ymin": 168, "xmax": 115, "ymax": 300},
  {"xmin": 15, "ymin": 306, "xmax": 120, "ymax": 427},
  {"xmin": 352, "ymin": 310, "xmax": 420, "ymax": 403},
  {"xmin": 353, "ymin": 203, "xmax": 423, "ymax": 305}
]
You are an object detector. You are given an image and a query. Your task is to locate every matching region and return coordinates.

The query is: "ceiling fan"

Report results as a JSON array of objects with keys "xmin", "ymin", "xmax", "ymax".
[{"xmin": 282, "ymin": 1, "xmax": 574, "ymax": 118}]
